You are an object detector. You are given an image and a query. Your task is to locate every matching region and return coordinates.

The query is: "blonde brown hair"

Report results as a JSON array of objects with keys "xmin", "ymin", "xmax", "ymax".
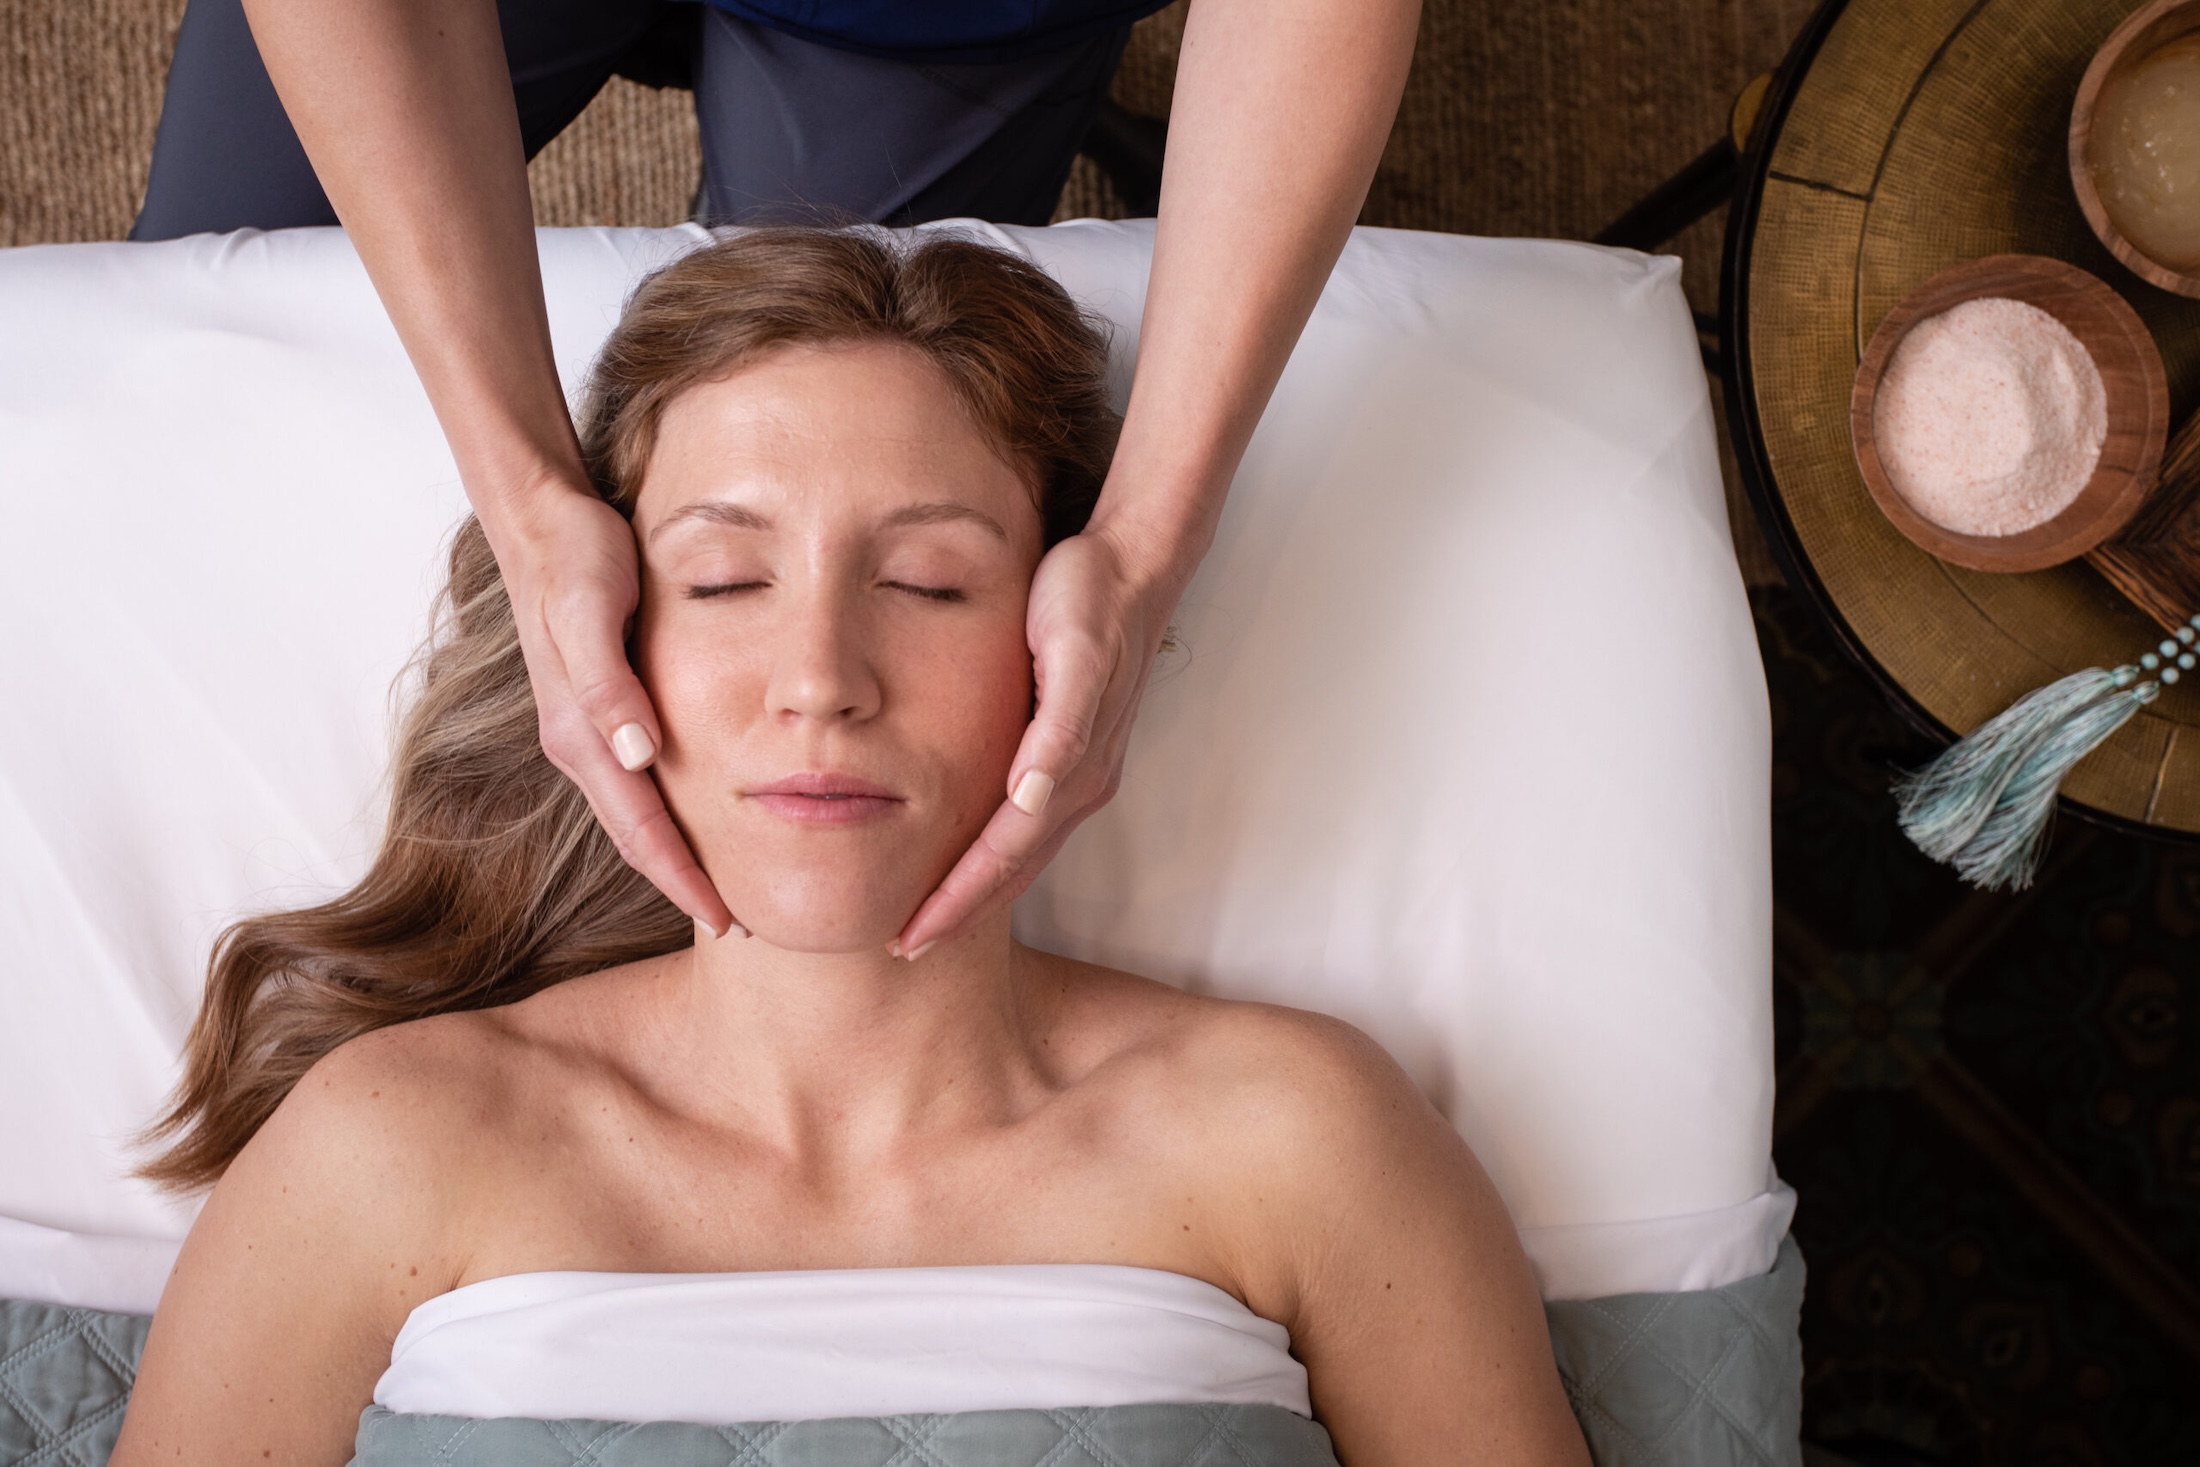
[{"xmin": 142, "ymin": 229, "xmax": 1118, "ymax": 1190}]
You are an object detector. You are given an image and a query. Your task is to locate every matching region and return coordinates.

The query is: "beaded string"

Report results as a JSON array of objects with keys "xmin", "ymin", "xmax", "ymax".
[
  {"xmin": 1897, "ymin": 613, "xmax": 2200, "ymax": 889},
  {"xmin": 2134, "ymin": 613, "xmax": 2200, "ymax": 684}
]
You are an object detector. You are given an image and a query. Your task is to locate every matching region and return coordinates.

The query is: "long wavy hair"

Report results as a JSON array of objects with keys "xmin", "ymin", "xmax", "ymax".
[{"xmin": 141, "ymin": 229, "xmax": 1118, "ymax": 1191}]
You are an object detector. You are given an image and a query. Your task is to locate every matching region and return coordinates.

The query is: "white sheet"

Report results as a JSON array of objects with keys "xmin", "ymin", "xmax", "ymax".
[
  {"xmin": 0, "ymin": 220, "xmax": 1777, "ymax": 1312},
  {"xmin": 372, "ymin": 1264, "xmax": 1310, "ymax": 1423}
]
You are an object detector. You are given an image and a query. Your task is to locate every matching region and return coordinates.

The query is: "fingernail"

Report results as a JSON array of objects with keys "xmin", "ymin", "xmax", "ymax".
[
  {"xmin": 701, "ymin": 919, "xmax": 727, "ymax": 941},
  {"xmin": 1011, "ymin": 770, "xmax": 1055, "ymax": 817},
  {"xmin": 903, "ymin": 941, "xmax": 937, "ymax": 963},
  {"xmin": 612, "ymin": 723, "xmax": 656, "ymax": 772}
]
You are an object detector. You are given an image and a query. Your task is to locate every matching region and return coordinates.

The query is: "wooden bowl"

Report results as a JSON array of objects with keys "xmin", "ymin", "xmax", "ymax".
[
  {"xmin": 2071, "ymin": 0, "xmax": 2200, "ymax": 298},
  {"xmin": 1849, "ymin": 254, "xmax": 2168, "ymax": 574}
]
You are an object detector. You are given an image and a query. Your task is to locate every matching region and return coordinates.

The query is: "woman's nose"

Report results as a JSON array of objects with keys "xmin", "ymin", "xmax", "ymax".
[{"xmin": 765, "ymin": 585, "xmax": 882, "ymax": 724}]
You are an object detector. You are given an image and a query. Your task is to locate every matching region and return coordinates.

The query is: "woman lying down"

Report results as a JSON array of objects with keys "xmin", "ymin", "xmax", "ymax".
[{"xmin": 112, "ymin": 230, "xmax": 1591, "ymax": 1467}]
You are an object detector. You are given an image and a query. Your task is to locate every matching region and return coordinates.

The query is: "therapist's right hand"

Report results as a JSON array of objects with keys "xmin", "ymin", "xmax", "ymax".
[
  {"xmin": 491, "ymin": 476, "xmax": 739, "ymax": 939},
  {"xmin": 232, "ymin": 0, "xmax": 733, "ymax": 937}
]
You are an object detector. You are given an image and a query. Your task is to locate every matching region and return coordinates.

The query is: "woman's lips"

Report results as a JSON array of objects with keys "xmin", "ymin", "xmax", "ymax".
[{"xmin": 743, "ymin": 773, "xmax": 904, "ymax": 825}]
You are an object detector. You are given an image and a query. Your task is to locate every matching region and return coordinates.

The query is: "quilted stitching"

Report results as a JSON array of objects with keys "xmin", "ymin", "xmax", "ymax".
[
  {"xmin": 1545, "ymin": 1235, "xmax": 1806, "ymax": 1467},
  {"xmin": 1025, "ymin": 1410, "xmax": 1087, "ymax": 1467},
  {"xmin": 0, "ymin": 1240, "xmax": 1802, "ymax": 1467},
  {"xmin": 881, "ymin": 1410, "xmax": 957, "ymax": 1467},
  {"xmin": 436, "ymin": 1416, "xmax": 488, "ymax": 1463},
  {"xmin": 0, "ymin": 1302, "xmax": 149, "ymax": 1467},
  {"xmin": 340, "ymin": 1403, "xmax": 1342, "ymax": 1466},
  {"xmin": 1049, "ymin": 1404, "xmax": 1139, "ymax": 1467},
  {"xmin": 711, "ymin": 1418, "xmax": 794, "ymax": 1467}
]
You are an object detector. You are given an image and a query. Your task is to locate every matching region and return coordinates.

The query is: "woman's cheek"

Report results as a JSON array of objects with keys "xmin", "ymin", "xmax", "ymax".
[
  {"xmin": 633, "ymin": 610, "xmax": 745, "ymax": 780},
  {"xmin": 960, "ymin": 621, "xmax": 1039, "ymax": 769}
]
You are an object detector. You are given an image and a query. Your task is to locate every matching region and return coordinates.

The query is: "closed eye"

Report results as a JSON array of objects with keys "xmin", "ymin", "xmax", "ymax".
[
  {"xmin": 883, "ymin": 581, "xmax": 966, "ymax": 603},
  {"xmin": 686, "ymin": 581, "xmax": 769, "ymax": 600}
]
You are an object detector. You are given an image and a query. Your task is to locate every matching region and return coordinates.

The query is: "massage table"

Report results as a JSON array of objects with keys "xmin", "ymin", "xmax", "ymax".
[{"xmin": 0, "ymin": 219, "xmax": 1801, "ymax": 1464}]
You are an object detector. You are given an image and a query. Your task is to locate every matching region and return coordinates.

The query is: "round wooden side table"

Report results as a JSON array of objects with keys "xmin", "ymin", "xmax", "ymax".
[{"xmin": 1724, "ymin": 0, "xmax": 2200, "ymax": 838}]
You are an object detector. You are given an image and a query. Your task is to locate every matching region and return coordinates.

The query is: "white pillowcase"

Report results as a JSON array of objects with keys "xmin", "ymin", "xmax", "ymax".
[{"xmin": 0, "ymin": 220, "xmax": 1782, "ymax": 1313}]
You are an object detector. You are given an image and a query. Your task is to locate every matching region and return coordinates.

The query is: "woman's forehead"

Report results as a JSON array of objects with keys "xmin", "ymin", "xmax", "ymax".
[{"xmin": 635, "ymin": 342, "xmax": 1037, "ymax": 539}]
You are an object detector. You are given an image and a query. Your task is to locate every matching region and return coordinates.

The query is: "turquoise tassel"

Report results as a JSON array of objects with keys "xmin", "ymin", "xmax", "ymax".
[
  {"xmin": 1894, "ymin": 668, "xmax": 2125, "ymax": 861},
  {"xmin": 1896, "ymin": 660, "xmax": 2163, "ymax": 892}
]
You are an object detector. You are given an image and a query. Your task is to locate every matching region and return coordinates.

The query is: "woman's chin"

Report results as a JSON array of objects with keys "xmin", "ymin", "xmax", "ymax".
[
  {"xmin": 689, "ymin": 823, "xmax": 982, "ymax": 955},
  {"xmin": 710, "ymin": 876, "xmax": 930, "ymax": 955},
  {"xmin": 732, "ymin": 916, "xmax": 907, "ymax": 955}
]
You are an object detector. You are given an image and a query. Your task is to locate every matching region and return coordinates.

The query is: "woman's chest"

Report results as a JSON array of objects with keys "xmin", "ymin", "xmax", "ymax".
[{"xmin": 445, "ymin": 1094, "xmax": 1241, "ymax": 1289}]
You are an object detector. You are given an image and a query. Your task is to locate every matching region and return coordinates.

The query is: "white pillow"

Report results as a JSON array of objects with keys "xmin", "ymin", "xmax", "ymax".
[{"xmin": 0, "ymin": 221, "xmax": 1783, "ymax": 1314}]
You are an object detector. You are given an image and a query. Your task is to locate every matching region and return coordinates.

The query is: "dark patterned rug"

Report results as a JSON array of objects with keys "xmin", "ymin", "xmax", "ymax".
[{"xmin": 1760, "ymin": 586, "xmax": 2200, "ymax": 1466}]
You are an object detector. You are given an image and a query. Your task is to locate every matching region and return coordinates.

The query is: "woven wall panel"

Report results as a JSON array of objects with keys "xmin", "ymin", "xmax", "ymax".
[{"xmin": 0, "ymin": 0, "xmax": 183, "ymax": 246}]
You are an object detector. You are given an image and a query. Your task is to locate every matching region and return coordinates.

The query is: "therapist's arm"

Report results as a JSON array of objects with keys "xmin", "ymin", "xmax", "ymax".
[
  {"xmin": 892, "ymin": 0, "xmax": 1422, "ymax": 955},
  {"xmin": 238, "ymin": 0, "xmax": 735, "ymax": 937}
]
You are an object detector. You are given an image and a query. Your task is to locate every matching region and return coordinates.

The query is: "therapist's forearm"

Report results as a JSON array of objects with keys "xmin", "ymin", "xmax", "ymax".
[
  {"xmin": 1095, "ymin": 0, "xmax": 1420, "ymax": 590},
  {"xmin": 240, "ymin": 0, "xmax": 586, "ymax": 529}
]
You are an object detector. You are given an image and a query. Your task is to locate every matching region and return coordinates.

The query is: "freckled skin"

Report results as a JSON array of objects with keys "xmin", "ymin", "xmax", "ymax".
[{"xmin": 111, "ymin": 345, "xmax": 1586, "ymax": 1467}]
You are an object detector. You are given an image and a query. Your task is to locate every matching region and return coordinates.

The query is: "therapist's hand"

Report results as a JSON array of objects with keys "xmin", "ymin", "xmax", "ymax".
[
  {"xmin": 891, "ymin": 0, "xmax": 1417, "ymax": 959},
  {"xmin": 234, "ymin": 0, "xmax": 732, "ymax": 939},
  {"xmin": 492, "ymin": 478, "xmax": 738, "ymax": 939},
  {"xmin": 893, "ymin": 523, "xmax": 1178, "ymax": 958}
]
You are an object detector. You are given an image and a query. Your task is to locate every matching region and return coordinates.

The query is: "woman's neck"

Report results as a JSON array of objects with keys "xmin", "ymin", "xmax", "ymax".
[{"xmin": 624, "ymin": 913, "xmax": 1056, "ymax": 1160}]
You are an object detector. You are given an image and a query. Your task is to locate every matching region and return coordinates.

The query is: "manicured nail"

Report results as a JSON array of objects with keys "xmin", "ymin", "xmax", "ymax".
[
  {"xmin": 1011, "ymin": 770, "xmax": 1055, "ymax": 817},
  {"xmin": 902, "ymin": 941, "xmax": 937, "ymax": 963},
  {"xmin": 612, "ymin": 722, "xmax": 656, "ymax": 772},
  {"xmin": 702, "ymin": 919, "xmax": 727, "ymax": 941}
]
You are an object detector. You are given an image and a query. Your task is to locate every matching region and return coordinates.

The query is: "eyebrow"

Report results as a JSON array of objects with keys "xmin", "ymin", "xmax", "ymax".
[
  {"xmin": 649, "ymin": 501, "xmax": 773, "ymax": 543},
  {"xmin": 648, "ymin": 499, "xmax": 1009, "ymax": 544},
  {"xmin": 879, "ymin": 502, "xmax": 1009, "ymax": 542}
]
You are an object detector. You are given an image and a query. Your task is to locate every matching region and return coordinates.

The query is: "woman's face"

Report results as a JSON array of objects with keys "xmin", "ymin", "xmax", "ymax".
[{"xmin": 630, "ymin": 341, "xmax": 1043, "ymax": 952}]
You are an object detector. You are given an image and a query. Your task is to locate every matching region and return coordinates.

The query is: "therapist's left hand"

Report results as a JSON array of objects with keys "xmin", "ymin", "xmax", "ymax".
[{"xmin": 892, "ymin": 521, "xmax": 1179, "ymax": 959}]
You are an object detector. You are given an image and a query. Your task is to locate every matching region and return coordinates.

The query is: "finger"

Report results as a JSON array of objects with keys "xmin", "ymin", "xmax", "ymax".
[
  {"xmin": 541, "ymin": 581, "xmax": 664, "ymax": 773},
  {"xmin": 544, "ymin": 707, "xmax": 738, "ymax": 937},
  {"xmin": 893, "ymin": 787, "xmax": 1096, "ymax": 958},
  {"xmin": 901, "ymin": 625, "xmax": 1155, "ymax": 954},
  {"xmin": 895, "ymin": 667, "xmax": 1105, "ymax": 946},
  {"xmin": 614, "ymin": 789, "xmax": 742, "ymax": 939},
  {"xmin": 1007, "ymin": 632, "xmax": 1115, "ymax": 811}
]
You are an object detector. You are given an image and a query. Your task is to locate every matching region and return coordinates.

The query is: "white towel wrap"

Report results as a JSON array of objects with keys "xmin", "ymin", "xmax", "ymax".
[{"xmin": 372, "ymin": 1263, "xmax": 1311, "ymax": 1424}]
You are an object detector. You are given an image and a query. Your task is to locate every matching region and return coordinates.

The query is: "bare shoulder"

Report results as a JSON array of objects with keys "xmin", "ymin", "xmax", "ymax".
[
  {"xmin": 263, "ymin": 956, "xmax": 659, "ymax": 1163},
  {"xmin": 164, "ymin": 962, "xmax": 666, "ymax": 1311},
  {"xmin": 1031, "ymin": 948, "xmax": 1437, "ymax": 1156},
  {"xmin": 259, "ymin": 1005, "xmax": 525, "ymax": 1171},
  {"xmin": 114, "ymin": 1005, "xmax": 548, "ymax": 1464},
  {"xmin": 1180, "ymin": 991, "xmax": 1416, "ymax": 1115},
  {"xmin": 1030, "ymin": 957, "xmax": 1585, "ymax": 1463},
  {"xmin": 1027, "ymin": 951, "xmax": 1473, "ymax": 1284},
  {"xmin": 182, "ymin": 1008, "xmax": 518, "ymax": 1302}
]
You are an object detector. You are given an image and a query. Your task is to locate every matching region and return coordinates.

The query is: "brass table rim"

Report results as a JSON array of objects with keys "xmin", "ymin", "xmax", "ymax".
[{"xmin": 1716, "ymin": 0, "xmax": 2200, "ymax": 848}]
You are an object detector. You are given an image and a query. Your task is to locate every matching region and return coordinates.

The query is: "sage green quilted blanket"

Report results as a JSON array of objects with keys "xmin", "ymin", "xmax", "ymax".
[
  {"xmin": 0, "ymin": 1237, "xmax": 1802, "ymax": 1467},
  {"xmin": 352, "ymin": 1402, "xmax": 1334, "ymax": 1466}
]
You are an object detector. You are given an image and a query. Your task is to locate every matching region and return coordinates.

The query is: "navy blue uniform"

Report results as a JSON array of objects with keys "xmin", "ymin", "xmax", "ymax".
[
  {"xmin": 132, "ymin": 0, "xmax": 1171, "ymax": 239},
  {"xmin": 704, "ymin": 0, "xmax": 1168, "ymax": 59}
]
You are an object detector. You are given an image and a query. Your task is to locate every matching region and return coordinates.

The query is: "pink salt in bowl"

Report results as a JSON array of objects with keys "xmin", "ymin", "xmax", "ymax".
[{"xmin": 1850, "ymin": 253, "xmax": 2168, "ymax": 573}]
